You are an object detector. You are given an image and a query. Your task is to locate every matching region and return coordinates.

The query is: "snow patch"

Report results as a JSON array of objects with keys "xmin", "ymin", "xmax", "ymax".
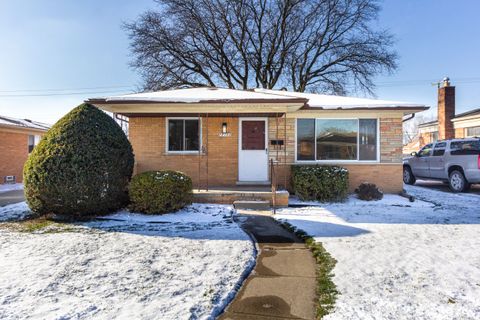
[
  {"xmin": 0, "ymin": 201, "xmax": 32, "ymax": 222},
  {"xmin": 0, "ymin": 203, "xmax": 254, "ymax": 319},
  {"xmin": 278, "ymin": 187, "xmax": 480, "ymax": 319}
]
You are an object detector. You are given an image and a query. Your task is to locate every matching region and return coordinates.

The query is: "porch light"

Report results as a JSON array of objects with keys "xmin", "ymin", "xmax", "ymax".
[{"xmin": 222, "ymin": 122, "xmax": 228, "ymax": 134}]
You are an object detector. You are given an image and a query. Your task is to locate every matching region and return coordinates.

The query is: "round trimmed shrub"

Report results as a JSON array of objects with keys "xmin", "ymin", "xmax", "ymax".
[
  {"xmin": 23, "ymin": 103, "xmax": 134, "ymax": 218},
  {"xmin": 128, "ymin": 170, "xmax": 192, "ymax": 214},
  {"xmin": 291, "ymin": 165, "xmax": 349, "ymax": 202}
]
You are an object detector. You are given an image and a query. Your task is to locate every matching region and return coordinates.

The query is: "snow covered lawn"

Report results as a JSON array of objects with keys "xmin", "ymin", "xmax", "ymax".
[
  {"xmin": 0, "ymin": 203, "xmax": 254, "ymax": 319},
  {"xmin": 277, "ymin": 185, "xmax": 480, "ymax": 319}
]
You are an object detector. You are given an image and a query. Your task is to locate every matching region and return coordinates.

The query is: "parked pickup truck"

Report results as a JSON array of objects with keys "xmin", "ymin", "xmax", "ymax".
[{"xmin": 403, "ymin": 138, "xmax": 480, "ymax": 192}]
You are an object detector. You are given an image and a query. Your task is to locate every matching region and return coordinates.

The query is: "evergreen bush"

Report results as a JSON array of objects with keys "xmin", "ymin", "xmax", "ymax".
[
  {"xmin": 23, "ymin": 103, "xmax": 134, "ymax": 218},
  {"xmin": 129, "ymin": 170, "xmax": 192, "ymax": 214},
  {"xmin": 291, "ymin": 165, "xmax": 349, "ymax": 202}
]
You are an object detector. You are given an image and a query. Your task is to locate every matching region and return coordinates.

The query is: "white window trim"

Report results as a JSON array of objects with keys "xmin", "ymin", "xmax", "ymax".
[
  {"xmin": 465, "ymin": 126, "xmax": 480, "ymax": 138},
  {"xmin": 294, "ymin": 117, "xmax": 380, "ymax": 163},
  {"xmin": 165, "ymin": 117, "xmax": 202, "ymax": 154}
]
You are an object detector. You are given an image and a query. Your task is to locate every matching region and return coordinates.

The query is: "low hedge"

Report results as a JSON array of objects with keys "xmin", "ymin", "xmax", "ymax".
[
  {"xmin": 291, "ymin": 165, "xmax": 349, "ymax": 202},
  {"xmin": 129, "ymin": 170, "xmax": 193, "ymax": 214}
]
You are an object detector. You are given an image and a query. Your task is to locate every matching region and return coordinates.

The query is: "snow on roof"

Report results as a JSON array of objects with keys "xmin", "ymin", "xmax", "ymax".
[
  {"xmin": 91, "ymin": 87, "xmax": 426, "ymax": 111},
  {"xmin": 0, "ymin": 115, "xmax": 50, "ymax": 131},
  {"xmin": 254, "ymin": 88, "xmax": 425, "ymax": 110},
  {"xmin": 93, "ymin": 87, "xmax": 307, "ymax": 104}
]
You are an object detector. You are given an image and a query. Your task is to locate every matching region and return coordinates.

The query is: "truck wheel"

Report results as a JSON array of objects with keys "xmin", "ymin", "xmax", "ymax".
[
  {"xmin": 403, "ymin": 166, "xmax": 416, "ymax": 185},
  {"xmin": 448, "ymin": 170, "xmax": 468, "ymax": 193}
]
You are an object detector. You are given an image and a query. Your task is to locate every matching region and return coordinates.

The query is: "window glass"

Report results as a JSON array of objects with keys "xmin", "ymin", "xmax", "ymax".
[
  {"xmin": 242, "ymin": 121, "xmax": 265, "ymax": 150},
  {"xmin": 168, "ymin": 119, "xmax": 184, "ymax": 151},
  {"xmin": 359, "ymin": 119, "xmax": 377, "ymax": 160},
  {"xmin": 466, "ymin": 126, "xmax": 480, "ymax": 137},
  {"xmin": 316, "ymin": 119, "xmax": 358, "ymax": 160},
  {"xmin": 184, "ymin": 120, "xmax": 199, "ymax": 151},
  {"xmin": 432, "ymin": 142, "xmax": 446, "ymax": 156},
  {"xmin": 168, "ymin": 119, "xmax": 200, "ymax": 152},
  {"xmin": 450, "ymin": 140, "xmax": 480, "ymax": 155},
  {"xmin": 297, "ymin": 119, "xmax": 315, "ymax": 160},
  {"xmin": 28, "ymin": 135, "xmax": 35, "ymax": 153},
  {"xmin": 418, "ymin": 144, "xmax": 432, "ymax": 157}
]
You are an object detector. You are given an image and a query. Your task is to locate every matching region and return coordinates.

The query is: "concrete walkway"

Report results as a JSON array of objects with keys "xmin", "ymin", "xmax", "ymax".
[
  {"xmin": 219, "ymin": 213, "xmax": 317, "ymax": 320},
  {"xmin": 0, "ymin": 190, "xmax": 25, "ymax": 207}
]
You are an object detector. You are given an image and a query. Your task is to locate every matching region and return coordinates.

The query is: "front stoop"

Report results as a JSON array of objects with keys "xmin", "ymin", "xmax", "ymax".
[
  {"xmin": 193, "ymin": 188, "xmax": 289, "ymax": 207},
  {"xmin": 233, "ymin": 200, "xmax": 270, "ymax": 210},
  {"xmin": 219, "ymin": 215, "xmax": 317, "ymax": 320}
]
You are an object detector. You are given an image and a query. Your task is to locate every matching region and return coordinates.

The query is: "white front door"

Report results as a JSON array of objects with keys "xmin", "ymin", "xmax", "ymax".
[{"xmin": 238, "ymin": 118, "xmax": 269, "ymax": 182}]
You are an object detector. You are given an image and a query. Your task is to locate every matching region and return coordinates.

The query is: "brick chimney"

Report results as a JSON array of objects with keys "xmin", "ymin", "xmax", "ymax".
[{"xmin": 438, "ymin": 77, "xmax": 455, "ymax": 140}]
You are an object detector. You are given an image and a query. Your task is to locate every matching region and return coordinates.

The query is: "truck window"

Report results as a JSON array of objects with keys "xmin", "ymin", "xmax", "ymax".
[
  {"xmin": 433, "ymin": 142, "xmax": 446, "ymax": 156},
  {"xmin": 450, "ymin": 140, "xmax": 480, "ymax": 155},
  {"xmin": 418, "ymin": 144, "xmax": 433, "ymax": 157}
]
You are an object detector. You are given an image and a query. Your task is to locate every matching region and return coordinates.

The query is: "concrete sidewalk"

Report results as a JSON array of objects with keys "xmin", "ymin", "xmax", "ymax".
[
  {"xmin": 219, "ymin": 213, "xmax": 317, "ymax": 320},
  {"xmin": 0, "ymin": 190, "xmax": 25, "ymax": 207}
]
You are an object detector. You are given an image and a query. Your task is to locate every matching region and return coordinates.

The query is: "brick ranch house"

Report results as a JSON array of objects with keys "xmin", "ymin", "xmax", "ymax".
[
  {"xmin": 88, "ymin": 88, "xmax": 427, "ymax": 199},
  {"xmin": 419, "ymin": 78, "xmax": 480, "ymax": 145},
  {"xmin": 0, "ymin": 115, "xmax": 50, "ymax": 184}
]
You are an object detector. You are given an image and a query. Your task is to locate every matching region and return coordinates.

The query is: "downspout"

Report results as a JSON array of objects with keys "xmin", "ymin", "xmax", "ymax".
[
  {"xmin": 198, "ymin": 113, "xmax": 201, "ymax": 192},
  {"xmin": 403, "ymin": 113, "xmax": 415, "ymax": 122},
  {"xmin": 114, "ymin": 113, "xmax": 129, "ymax": 135},
  {"xmin": 206, "ymin": 113, "xmax": 209, "ymax": 191},
  {"xmin": 284, "ymin": 109, "xmax": 287, "ymax": 190}
]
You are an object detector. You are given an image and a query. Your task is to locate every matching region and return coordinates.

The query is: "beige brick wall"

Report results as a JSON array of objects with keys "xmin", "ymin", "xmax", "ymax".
[
  {"xmin": 130, "ymin": 114, "xmax": 404, "ymax": 193},
  {"xmin": 380, "ymin": 117, "xmax": 403, "ymax": 163},
  {"xmin": 341, "ymin": 164, "xmax": 402, "ymax": 193},
  {"xmin": 129, "ymin": 116, "xmax": 238, "ymax": 187},
  {"xmin": 267, "ymin": 116, "xmax": 294, "ymax": 190},
  {"xmin": 455, "ymin": 127, "xmax": 465, "ymax": 138}
]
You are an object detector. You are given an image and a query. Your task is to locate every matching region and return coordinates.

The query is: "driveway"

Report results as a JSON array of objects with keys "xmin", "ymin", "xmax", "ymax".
[
  {"xmin": 414, "ymin": 179, "xmax": 480, "ymax": 196},
  {"xmin": 0, "ymin": 190, "xmax": 25, "ymax": 207}
]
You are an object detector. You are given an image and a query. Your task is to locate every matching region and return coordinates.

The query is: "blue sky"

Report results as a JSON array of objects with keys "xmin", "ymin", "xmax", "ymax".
[{"xmin": 0, "ymin": 0, "xmax": 479, "ymax": 123}]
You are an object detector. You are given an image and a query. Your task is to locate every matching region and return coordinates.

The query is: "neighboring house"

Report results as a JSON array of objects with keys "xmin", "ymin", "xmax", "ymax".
[
  {"xmin": 403, "ymin": 138, "xmax": 420, "ymax": 156},
  {"xmin": 418, "ymin": 78, "xmax": 480, "ymax": 145},
  {"xmin": 0, "ymin": 115, "xmax": 50, "ymax": 184},
  {"xmin": 88, "ymin": 88, "xmax": 427, "ymax": 193}
]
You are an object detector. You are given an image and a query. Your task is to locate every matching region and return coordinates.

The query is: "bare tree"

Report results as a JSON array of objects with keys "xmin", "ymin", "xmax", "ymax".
[
  {"xmin": 403, "ymin": 113, "xmax": 435, "ymax": 144},
  {"xmin": 125, "ymin": 0, "xmax": 397, "ymax": 93}
]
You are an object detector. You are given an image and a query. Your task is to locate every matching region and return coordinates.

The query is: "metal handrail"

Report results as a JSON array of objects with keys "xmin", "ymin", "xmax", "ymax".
[{"xmin": 270, "ymin": 158, "xmax": 276, "ymax": 214}]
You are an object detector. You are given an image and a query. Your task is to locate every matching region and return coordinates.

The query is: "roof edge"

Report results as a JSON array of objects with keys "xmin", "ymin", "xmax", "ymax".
[
  {"xmin": 0, "ymin": 123, "xmax": 49, "ymax": 133},
  {"xmin": 86, "ymin": 97, "xmax": 308, "ymax": 105}
]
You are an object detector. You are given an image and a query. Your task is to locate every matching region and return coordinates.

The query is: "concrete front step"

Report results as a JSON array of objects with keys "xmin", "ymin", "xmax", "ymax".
[
  {"xmin": 233, "ymin": 200, "xmax": 270, "ymax": 210},
  {"xmin": 193, "ymin": 188, "xmax": 289, "ymax": 206}
]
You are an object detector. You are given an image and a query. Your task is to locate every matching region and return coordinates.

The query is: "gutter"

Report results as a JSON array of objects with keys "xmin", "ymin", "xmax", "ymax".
[{"xmin": 402, "ymin": 113, "xmax": 415, "ymax": 122}]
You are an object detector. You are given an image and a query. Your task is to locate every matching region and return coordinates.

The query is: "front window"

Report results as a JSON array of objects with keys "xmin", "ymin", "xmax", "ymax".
[
  {"xmin": 168, "ymin": 119, "xmax": 200, "ymax": 152},
  {"xmin": 297, "ymin": 119, "xmax": 315, "ymax": 160},
  {"xmin": 296, "ymin": 118, "xmax": 378, "ymax": 161},
  {"xmin": 316, "ymin": 119, "xmax": 358, "ymax": 160}
]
